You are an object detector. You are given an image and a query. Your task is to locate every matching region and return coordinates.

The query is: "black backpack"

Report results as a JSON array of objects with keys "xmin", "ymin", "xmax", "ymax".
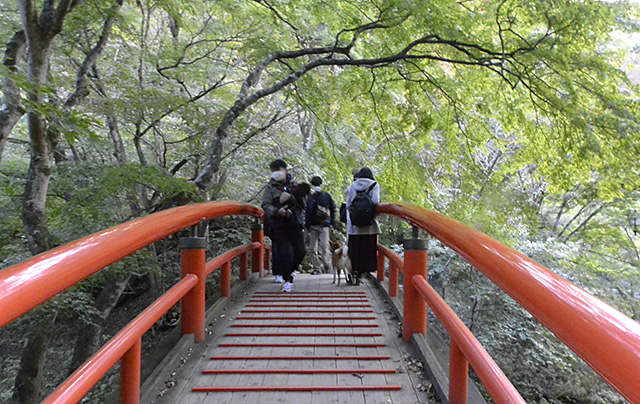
[
  {"xmin": 348, "ymin": 182, "xmax": 377, "ymax": 226},
  {"xmin": 310, "ymin": 193, "xmax": 331, "ymax": 222}
]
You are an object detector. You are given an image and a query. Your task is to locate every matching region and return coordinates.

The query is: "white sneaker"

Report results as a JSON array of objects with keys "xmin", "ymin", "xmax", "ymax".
[
  {"xmin": 275, "ymin": 275, "xmax": 283, "ymax": 283},
  {"xmin": 282, "ymin": 281, "xmax": 294, "ymax": 292},
  {"xmin": 291, "ymin": 271, "xmax": 298, "ymax": 278}
]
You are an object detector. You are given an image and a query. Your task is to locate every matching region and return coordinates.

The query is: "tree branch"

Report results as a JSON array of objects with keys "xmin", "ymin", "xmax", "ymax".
[{"xmin": 65, "ymin": 2, "xmax": 122, "ymax": 109}]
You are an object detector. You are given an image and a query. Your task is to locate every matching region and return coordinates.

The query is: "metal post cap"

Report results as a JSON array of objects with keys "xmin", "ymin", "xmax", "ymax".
[
  {"xmin": 179, "ymin": 237, "xmax": 207, "ymax": 250},
  {"xmin": 403, "ymin": 238, "xmax": 428, "ymax": 251}
]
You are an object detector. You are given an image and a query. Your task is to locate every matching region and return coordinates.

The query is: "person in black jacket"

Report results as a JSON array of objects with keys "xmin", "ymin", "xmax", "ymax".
[
  {"xmin": 261, "ymin": 159, "xmax": 307, "ymax": 292},
  {"xmin": 305, "ymin": 176, "xmax": 336, "ymax": 275},
  {"xmin": 345, "ymin": 167, "xmax": 381, "ymax": 285}
]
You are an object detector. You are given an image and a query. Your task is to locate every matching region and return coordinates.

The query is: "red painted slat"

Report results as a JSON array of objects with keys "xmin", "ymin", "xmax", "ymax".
[
  {"xmin": 253, "ymin": 292, "xmax": 366, "ymax": 295},
  {"xmin": 240, "ymin": 309, "xmax": 374, "ymax": 313},
  {"xmin": 230, "ymin": 324, "xmax": 378, "ymax": 328},
  {"xmin": 210, "ymin": 356, "xmax": 390, "ymax": 360},
  {"xmin": 225, "ymin": 332, "xmax": 383, "ymax": 337},
  {"xmin": 249, "ymin": 299, "xmax": 368, "ymax": 302},
  {"xmin": 202, "ymin": 369, "xmax": 396, "ymax": 374},
  {"xmin": 250, "ymin": 295, "xmax": 368, "ymax": 298},
  {"xmin": 193, "ymin": 385, "xmax": 402, "ymax": 392},
  {"xmin": 251, "ymin": 296, "xmax": 366, "ymax": 298},
  {"xmin": 218, "ymin": 343, "xmax": 386, "ymax": 348},
  {"xmin": 245, "ymin": 304, "xmax": 371, "ymax": 307},
  {"xmin": 235, "ymin": 316, "xmax": 376, "ymax": 320}
]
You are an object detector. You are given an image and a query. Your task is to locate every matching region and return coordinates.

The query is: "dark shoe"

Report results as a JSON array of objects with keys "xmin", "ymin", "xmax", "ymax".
[
  {"xmin": 354, "ymin": 277, "xmax": 362, "ymax": 286},
  {"xmin": 310, "ymin": 269, "xmax": 321, "ymax": 275}
]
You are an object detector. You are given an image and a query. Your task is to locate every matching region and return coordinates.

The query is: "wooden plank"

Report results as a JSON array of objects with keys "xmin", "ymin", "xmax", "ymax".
[
  {"xmin": 363, "ymin": 276, "xmax": 433, "ymax": 404},
  {"xmin": 178, "ymin": 273, "xmax": 431, "ymax": 403}
]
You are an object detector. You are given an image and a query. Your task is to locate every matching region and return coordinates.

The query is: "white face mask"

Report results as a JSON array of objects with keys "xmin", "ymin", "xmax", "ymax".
[
  {"xmin": 313, "ymin": 186, "xmax": 322, "ymax": 193},
  {"xmin": 271, "ymin": 171, "xmax": 286, "ymax": 182}
]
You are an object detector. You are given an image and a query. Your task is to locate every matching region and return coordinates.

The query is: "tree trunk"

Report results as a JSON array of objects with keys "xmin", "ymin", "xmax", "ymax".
[
  {"xmin": 107, "ymin": 114, "xmax": 127, "ymax": 165},
  {"xmin": 14, "ymin": 1, "xmax": 84, "ymax": 402},
  {"xmin": 68, "ymin": 271, "xmax": 131, "ymax": 374},
  {"xmin": 22, "ymin": 37, "xmax": 56, "ymax": 255},
  {"xmin": 0, "ymin": 30, "xmax": 27, "ymax": 165},
  {"xmin": 134, "ymin": 124, "xmax": 148, "ymax": 166},
  {"xmin": 11, "ymin": 308, "xmax": 57, "ymax": 404}
]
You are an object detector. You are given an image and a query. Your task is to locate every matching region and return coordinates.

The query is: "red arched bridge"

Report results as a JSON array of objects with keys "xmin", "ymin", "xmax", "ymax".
[{"xmin": 1, "ymin": 202, "xmax": 639, "ymax": 403}]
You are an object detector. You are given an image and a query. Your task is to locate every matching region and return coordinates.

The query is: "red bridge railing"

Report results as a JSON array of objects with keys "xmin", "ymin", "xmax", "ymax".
[
  {"xmin": 375, "ymin": 203, "xmax": 640, "ymax": 404},
  {"xmin": 0, "ymin": 202, "xmax": 265, "ymax": 404},
  {"xmin": 3, "ymin": 201, "xmax": 639, "ymax": 404}
]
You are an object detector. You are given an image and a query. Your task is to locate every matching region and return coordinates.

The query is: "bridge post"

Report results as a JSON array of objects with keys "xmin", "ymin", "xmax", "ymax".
[
  {"xmin": 389, "ymin": 262, "xmax": 398, "ymax": 297},
  {"xmin": 264, "ymin": 246, "xmax": 271, "ymax": 272},
  {"xmin": 239, "ymin": 252, "xmax": 248, "ymax": 281},
  {"xmin": 120, "ymin": 338, "xmax": 141, "ymax": 404},
  {"xmin": 403, "ymin": 226, "xmax": 428, "ymax": 342},
  {"xmin": 221, "ymin": 261, "xmax": 231, "ymax": 298},
  {"xmin": 449, "ymin": 341, "xmax": 469, "ymax": 404},
  {"xmin": 179, "ymin": 236, "xmax": 207, "ymax": 343},
  {"xmin": 251, "ymin": 219, "xmax": 264, "ymax": 277},
  {"xmin": 377, "ymin": 245, "xmax": 385, "ymax": 283}
]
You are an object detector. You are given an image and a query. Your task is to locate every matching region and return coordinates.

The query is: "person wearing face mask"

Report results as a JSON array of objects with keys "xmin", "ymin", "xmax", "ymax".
[{"xmin": 261, "ymin": 159, "xmax": 307, "ymax": 292}]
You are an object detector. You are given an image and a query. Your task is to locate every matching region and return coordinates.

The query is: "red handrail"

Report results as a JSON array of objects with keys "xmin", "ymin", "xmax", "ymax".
[
  {"xmin": 377, "ymin": 244, "xmax": 404, "ymax": 297},
  {"xmin": 42, "ymin": 275, "xmax": 199, "ymax": 404},
  {"xmin": 0, "ymin": 201, "xmax": 262, "ymax": 328},
  {"xmin": 377, "ymin": 203, "xmax": 640, "ymax": 403},
  {"xmin": 377, "ymin": 244, "xmax": 404, "ymax": 274},
  {"xmin": 412, "ymin": 275, "xmax": 526, "ymax": 404},
  {"xmin": 205, "ymin": 242, "xmax": 261, "ymax": 277}
]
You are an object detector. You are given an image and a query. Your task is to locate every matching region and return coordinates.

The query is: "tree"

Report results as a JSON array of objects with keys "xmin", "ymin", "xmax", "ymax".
[
  {"xmin": 0, "ymin": 31, "xmax": 26, "ymax": 166},
  {"xmin": 190, "ymin": 0, "xmax": 640, "ymax": 201},
  {"xmin": 1, "ymin": 1, "xmax": 640, "ymax": 402}
]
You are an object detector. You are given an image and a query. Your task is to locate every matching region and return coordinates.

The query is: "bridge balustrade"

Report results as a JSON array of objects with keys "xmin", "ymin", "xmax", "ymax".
[
  {"xmin": 1, "ymin": 201, "xmax": 639, "ymax": 403},
  {"xmin": 376, "ymin": 203, "xmax": 640, "ymax": 404},
  {"xmin": 0, "ymin": 202, "xmax": 266, "ymax": 404}
]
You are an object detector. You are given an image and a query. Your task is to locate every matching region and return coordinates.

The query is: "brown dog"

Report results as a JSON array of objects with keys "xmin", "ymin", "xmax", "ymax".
[{"xmin": 331, "ymin": 241, "xmax": 353, "ymax": 285}]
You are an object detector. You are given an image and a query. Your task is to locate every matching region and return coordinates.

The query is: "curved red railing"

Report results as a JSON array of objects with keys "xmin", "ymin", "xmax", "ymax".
[
  {"xmin": 3, "ymin": 200, "xmax": 639, "ymax": 404},
  {"xmin": 0, "ymin": 201, "xmax": 265, "ymax": 404},
  {"xmin": 412, "ymin": 275, "xmax": 525, "ymax": 404},
  {"xmin": 0, "ymin": 201, "xmax": 262, "ymax": 328},
  {"xmin": 376, "ymin": 244, "xmax": 403, "ymax": 297},
  {"xmin": 376, "ymin": 203, "xmax": 640, "ymax": 404},
  {"xmin": 42, "ymin": 275, "xmax": 199, "ymax": 404}
]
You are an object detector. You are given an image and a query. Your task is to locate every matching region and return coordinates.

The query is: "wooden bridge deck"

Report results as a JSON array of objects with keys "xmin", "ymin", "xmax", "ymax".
[{"xmin": 147, "ymin": 273, "xmax": 432, "ymax": 404}]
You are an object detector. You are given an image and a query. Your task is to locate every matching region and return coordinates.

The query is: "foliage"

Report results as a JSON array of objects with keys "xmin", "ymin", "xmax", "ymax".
[{"xmin": 2, "ymin": 0, "xmax": 640, "ymax": 403}]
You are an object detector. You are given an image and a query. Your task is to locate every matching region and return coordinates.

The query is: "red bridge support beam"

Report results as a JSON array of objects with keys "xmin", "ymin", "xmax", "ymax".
[
  {"xmin": 221, "ymin": 261, "xmax": 231, "ymax": 298},
  {"xmin": 251, "ymin": 220, "xmax": 264, "ymax": 277},
  {"xmin": 120, "ymin": 338, "xmax": 141, "ymax": 404},
  {"xmin": 377, "ymin": 245, "xmax": 385, "ymax": 283},
  {"xmin": 239, "ymin": 252, "xmax": 248, "ymax": 281},
  {"xmin": 403, "ymin": 227, "xmax": 428, "ymax": 342},
  {"xmin": 389, "ymin": 262, "xmax": 399, "ymax": 298},
  {"xmin": 264, "ymin": 246, "xmax": 271, "ymax": 272},
  {"xmin": 180, "ymin": 236, "xmax": 206, "ymax": 343},
  {"xmin": 449, "ymin": 341, "xmax": 469, "ymax": 404}
]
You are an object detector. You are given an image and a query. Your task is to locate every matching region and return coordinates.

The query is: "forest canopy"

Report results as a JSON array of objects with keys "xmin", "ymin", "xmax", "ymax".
[{"xmin": 1, "ymin": 0, "xmax": 640, "ymax": 403}]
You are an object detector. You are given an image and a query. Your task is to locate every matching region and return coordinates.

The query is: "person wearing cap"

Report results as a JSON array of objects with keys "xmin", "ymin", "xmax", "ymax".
[
  {"xmin": 261, "ymin": 159, "xmax": 306, "ymax": 292},
  {"xmin": 305, "ymin": 176, "xmax": 336, "ymax": 275}
]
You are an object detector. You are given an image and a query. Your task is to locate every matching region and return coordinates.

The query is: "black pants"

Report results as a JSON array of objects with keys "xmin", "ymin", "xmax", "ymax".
[
  {"xmin": 271, "ymin": 224, "xmax": 306, "ymax": 282},
  {"xmin": 348, "ymin": 234, "xmax": 378, "ymax": 277}
]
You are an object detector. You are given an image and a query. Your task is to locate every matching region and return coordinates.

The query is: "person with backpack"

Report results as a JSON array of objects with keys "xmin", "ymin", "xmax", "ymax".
[
  {"xmin": 261, "ymin": 159, "xmax": 307, "ymax": 292},
  {"xmin": 345, "ymin": 167, "xmax": 381, "ymax": 285},
  {"xmin": 305, "ymin": 176, "xmax": 336, "ymax": 275}
]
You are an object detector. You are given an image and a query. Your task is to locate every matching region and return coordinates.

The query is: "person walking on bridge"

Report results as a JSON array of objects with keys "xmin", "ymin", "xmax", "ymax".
[
  {"xmin": 345, "ymin": 167, "xmax": 381, "ymax": 286},
  {"xmin": 305, "ymin": 176, "xmax": 336, "ymax": 275},
  {"xmin": 261, "ymin": 159, "xmax": 306, "ymax": 292}
]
